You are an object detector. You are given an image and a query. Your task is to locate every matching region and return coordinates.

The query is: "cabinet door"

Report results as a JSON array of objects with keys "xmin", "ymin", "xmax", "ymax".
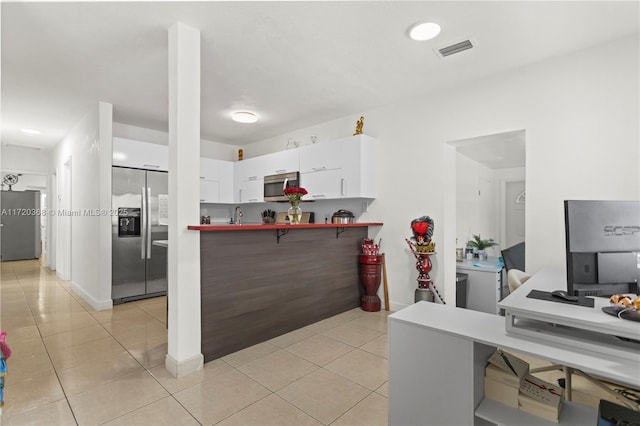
[
  {"xmin": 200, "ymin": 158, "xmax": 220, "ymax": 181},
  {"xmin": 200, "ymin": 179, "xmax": 220, "ymax": 203},
  {"xmin": 261, "ymin": 149, "xmax": 299, "ymax": 175},
  {"xmin": 234, "ymin": 157, "xmax": 264, "ymax": 182},
  {"xmin": 238, "ymin": 179, "xmax": 263, "ymax": 203},
  {"xmin": 113, "ymin": 137, "xmax": 168, "ymax": 171},
  {"xmin": 217, "ymin": 160, "xmax": 234, "ymax": 203},
  {"xmin": 300, "ymin": 169, "xmax": 342, "ymax": 200},
  {"xmin": 299, "ymin": 141, "xmax": 341, "ymax": 173},
  {"xmin": 340, "ymin": 135, "xmax": 377, "ymax": 198}
]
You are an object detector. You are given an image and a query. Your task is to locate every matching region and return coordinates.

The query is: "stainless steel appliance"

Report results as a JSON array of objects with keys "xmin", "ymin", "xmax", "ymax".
[
  {"xmin": 331, "ymin": 209, "xmax": 355, "ymax": 224},
  {"xmin": 264, "ymin": 171, "xmax": 300, "ymax": 202},
  {"xmin": 0, "ymin": 190, "xmax": 41, "ymax": 261},
  {"xmin": 112, "ymin": 166, "xmax": 168, "ymax": 304}
]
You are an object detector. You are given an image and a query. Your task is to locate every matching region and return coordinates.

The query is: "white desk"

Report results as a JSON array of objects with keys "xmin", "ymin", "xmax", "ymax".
[
  {"xmin": 388, "ymin": 270, "xmax": 640, "ymax": 426},
  {"xmin": 456, "ymin": 257, "xmax": 505, "ymax": 314},
  {"xmin": 500, "ymin": 268, "xmax": 639, "ymax": 360}
]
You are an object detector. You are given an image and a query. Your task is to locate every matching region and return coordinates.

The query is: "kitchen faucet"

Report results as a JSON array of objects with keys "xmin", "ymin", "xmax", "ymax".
[{"xmin": 234, "ymin": 206, "xmax": 243, "ymax": 225}]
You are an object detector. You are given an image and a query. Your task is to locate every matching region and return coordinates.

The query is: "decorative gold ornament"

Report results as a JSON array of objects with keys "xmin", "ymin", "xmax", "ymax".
[{"xmin": 353, "ymin": 116, "xmax": 364, "ymax": 135}]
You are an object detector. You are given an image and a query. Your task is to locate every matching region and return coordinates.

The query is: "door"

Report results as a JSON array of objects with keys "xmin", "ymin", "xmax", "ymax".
[
  {"xmin": 0, "ymin": 191, "xmax": 40, "ymax": 261},
  {"xmin": 145, "ymin": 170, "xmax": 168, "ymax": 294},
  {"xmin": 112, "ymin": 167, "xmax": 146, "ymax": 300},
  {"xmin": 505, "ymin": 181, "xmax": 525, "ymax": 248}
]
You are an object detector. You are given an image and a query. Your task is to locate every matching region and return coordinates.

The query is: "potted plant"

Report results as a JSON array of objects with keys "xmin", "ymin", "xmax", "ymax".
[{"xmin": 467, "ymin": 234, "xmax": 498, "ymax": 260}]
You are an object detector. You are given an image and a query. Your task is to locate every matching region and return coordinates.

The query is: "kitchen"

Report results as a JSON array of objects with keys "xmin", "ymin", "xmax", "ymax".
[{"xmin": 111, "ymin": 132, "xmax": 383, "ymax": 355}]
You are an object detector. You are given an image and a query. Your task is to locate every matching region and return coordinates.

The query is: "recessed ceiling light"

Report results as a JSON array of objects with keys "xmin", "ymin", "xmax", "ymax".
[
  {"xmin": 21, "ymin": 128, "xmax": 41, "ymax": 135},
  {"xmin": 409, "ymin": 22, "xmax": 441, "ymax": 41},
  {"xmin": 231, "ymin": 111, "xmax": 258, "ymax": 124}
]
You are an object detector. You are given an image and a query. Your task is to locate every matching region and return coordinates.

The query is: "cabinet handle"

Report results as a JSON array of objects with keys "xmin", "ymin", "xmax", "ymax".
[
  {"xmin": 275, "ymin": 169, "xmax": 286, "ymax": 173},
  {"xmin": 248, "ymin": 176, "xmax": 258, "ymax": 181},
  {"xmin": 312, "ymin": 195, "xmax": 326, "ymax": 198},
  {"xmin": 341, "ymin": 178, "xmax": 345, "ymax": 196},
  {"xmin": 200, "ymin": 176, "xmax": 205, "ymax": 180},
  {"xmin": 312, "ymin": 166, "xmax": 326, "ymax": 172},
  {"xmin": 239, "ymin": 189, "xmax": 242, "ymax": 203},
  {"xmin": 143, "ymin": 164, "xmax": 160, "ymax": 168},
  {"xmin": 248, "ymin": 198, "xmax": 258, "ymax": 202},
  {"xmin": 200, "ymin": 199, "xmax": 205, "ymax": 202}
]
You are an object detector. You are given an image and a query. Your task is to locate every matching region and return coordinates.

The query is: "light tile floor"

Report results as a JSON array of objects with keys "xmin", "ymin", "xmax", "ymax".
[{"xmin": 0, "ymin": 259, "xmax": 390, "ymax": 425}]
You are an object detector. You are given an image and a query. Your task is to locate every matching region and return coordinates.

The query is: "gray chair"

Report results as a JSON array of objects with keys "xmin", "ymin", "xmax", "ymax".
[{"xmin": 501, "ymin": 242, "xmax": 525, "ymax": 273}]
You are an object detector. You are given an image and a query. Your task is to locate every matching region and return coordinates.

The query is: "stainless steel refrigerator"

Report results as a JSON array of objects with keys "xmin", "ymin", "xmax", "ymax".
[{"xmin": 112, "ymin": 166, "xmax": 168, "ymax": 304}]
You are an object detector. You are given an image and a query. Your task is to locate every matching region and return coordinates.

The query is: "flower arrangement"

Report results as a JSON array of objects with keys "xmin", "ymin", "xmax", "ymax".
[{"xmin": 283, "ymin": 186, "xmax": 308, "ymax": 207}]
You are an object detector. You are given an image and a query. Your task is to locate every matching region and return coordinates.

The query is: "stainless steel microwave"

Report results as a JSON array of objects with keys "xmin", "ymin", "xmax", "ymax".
[{"xmin": 264, "ymin": 171, "xmax": 300, "ymax": 202}]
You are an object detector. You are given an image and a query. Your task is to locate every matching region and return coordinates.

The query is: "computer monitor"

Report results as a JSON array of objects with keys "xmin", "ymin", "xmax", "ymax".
[{"xmin": 564, "ymin": 200, "xmax": 640, "ymax": 297}]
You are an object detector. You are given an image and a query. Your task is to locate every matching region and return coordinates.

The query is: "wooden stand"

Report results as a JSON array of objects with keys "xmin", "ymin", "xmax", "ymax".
[{"xmin": 382, "ymin": 253, "xmax": 389, "ymax": 311}]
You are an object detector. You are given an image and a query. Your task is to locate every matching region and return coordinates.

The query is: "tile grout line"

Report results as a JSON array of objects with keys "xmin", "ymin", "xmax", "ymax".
[{"xmin": 12, "ymin": 263, "xmax": 81, "ymax": 425}]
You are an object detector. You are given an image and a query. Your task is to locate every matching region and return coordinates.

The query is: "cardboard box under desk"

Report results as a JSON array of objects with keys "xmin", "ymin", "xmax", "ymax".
[{"xmin": 484, "ymin": 376, "xmax": 519, "ymax": 408}]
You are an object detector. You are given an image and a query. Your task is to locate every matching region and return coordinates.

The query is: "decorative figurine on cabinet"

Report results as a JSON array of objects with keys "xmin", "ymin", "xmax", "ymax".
[
  {"xmin": 353, "ymin": 116, "xmax": 364, "ymax": 135},
  {"xmin": 406, "ymin": 216, "xmax": 445, "ymax": 304}
]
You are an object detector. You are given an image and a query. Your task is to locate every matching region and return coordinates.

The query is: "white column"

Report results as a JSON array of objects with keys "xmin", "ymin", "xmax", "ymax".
[{"xmin": 166, "ymin": 21, "xmax": 203, "ymax": 377}]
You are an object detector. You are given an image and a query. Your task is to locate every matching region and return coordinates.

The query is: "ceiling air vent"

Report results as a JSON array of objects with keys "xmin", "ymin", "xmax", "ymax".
[{"xmin": 435, "ymin": 39, "xmax": 475, "ymax": 58}]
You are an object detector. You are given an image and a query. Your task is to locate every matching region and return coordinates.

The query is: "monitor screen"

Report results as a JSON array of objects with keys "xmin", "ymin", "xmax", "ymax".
[{"xmin": 564, "ymin": 200, "xmax": 640, "ymax": 297}]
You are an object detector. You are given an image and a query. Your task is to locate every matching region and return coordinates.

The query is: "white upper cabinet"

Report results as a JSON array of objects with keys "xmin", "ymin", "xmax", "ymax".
[
  {"xmin": 339, "ymin": 135, "xmax": 377, "ymax": 198},
  {"xmin": 301, "ymin": 169, "xmax": 343, "ymax": 200},
  {"xmin": 200, "ymin": 158, "xmax": 233, "ymax": 203},
  {"xmin": 298, "ymin": 135, "xmax": 377, "ymax": 199},
  {"xmin": 113, "ymin": 137, "xmax": 168, "ymax": 171},
  {"xmin": 261, "ymin": 149, "xmax": 299, "ymax": 175},
  {"xmin": 234, "ymin": 156, "xmax": 266, "ymax": 183},
  {"xmin": 299, "ymin": 141, "xmax": 341, "ymax": 173},
  {"xmin": 233, "ymin": 157, "xmax": 264, "ymax": 203}
]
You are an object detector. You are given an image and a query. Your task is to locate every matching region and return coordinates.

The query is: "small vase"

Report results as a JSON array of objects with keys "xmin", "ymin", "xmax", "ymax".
[{"xmin": 288, "ymin": 204, "xmax": 302, "ymax": 224}]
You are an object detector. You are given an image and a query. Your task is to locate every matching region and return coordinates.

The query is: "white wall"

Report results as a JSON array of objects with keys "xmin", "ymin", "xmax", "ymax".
[
  {"xmin": 1, "ymin": 145, "xmax": 50, "ymax": 174},
  {"xmin": 113, "ymin": 122, "xmax": 235, "ymax": 161},
  {"xmin": 240, "ymin": 35, "xmax": 639, "ymax": 310},
  {"xmin": 50, "ymin": 102, "xmax": 113, "ymax": 310}
]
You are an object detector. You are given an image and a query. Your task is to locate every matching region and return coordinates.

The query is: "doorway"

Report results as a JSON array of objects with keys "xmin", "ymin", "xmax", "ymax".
[{"xmin": 449, "ymin": 129, "xmax": 526, "ymax": 255}]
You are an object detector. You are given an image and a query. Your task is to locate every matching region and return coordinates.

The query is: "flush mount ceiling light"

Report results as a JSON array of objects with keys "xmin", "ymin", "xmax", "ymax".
[
  {"xmin": 409, "ymin": 22, "xmax": 441, "ymax": 41},
  {"xmin": 231, "ymin": 111, "xmax": 258, "ymax": 124},
  {"xmin": 112, "ymin": 152, "xmax": 128, "ymax": 161},
  {"xmin": 21, "ymin": 128, "xmax": 41, "ymax": 135}
]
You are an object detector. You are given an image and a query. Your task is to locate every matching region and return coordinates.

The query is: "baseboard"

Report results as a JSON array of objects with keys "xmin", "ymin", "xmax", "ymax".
[
  {"xmin": 165, "ymin": 353, "xmax": 204, "ymax": 378},
  {"xmin": 390, "ymin": 301, "xmax": 411, "ymax": 312},
  {"xmin": 69, "ymin": 281, "xmax": 113, "ymax": 311}
]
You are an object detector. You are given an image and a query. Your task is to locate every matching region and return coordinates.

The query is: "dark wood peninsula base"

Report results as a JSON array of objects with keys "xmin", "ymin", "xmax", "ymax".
[{"xmin": 189, "ymin": 223, "xmax": 383, "ymax": 362}]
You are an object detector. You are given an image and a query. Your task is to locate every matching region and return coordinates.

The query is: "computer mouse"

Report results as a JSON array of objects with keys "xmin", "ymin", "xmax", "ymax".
[{"xmin": 551, "ymin": 290, "xmax": 579, "ymax": 302}]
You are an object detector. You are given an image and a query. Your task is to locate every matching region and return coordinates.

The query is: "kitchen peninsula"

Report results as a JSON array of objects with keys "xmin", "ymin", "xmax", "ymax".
[{"xmin": 188, "ymin": 222, "xmax": 383, "ymax": 361}]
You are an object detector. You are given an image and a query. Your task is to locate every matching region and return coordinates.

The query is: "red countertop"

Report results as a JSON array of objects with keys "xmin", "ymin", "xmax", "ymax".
[{"xmin": 188, "ymin": 222, "xmax": 383, "ymax": 231}]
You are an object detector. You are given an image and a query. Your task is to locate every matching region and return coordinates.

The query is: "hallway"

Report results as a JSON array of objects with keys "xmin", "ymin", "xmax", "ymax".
[{"xmin": 0, "ymin": 260, "xmax": 389, "ymax": 425}]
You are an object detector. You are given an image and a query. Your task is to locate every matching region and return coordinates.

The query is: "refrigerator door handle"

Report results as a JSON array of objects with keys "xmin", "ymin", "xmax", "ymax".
[
  {"xmin": 141, "ymin": 186, "xmax": 147, "ymax": 259},
  {"xmin": 147, "ymin": 187, "xmax": 152, "ymax": 259}
]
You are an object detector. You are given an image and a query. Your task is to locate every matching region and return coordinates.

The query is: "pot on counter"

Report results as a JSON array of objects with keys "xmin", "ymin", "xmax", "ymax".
[{"xmin": 331, "ymin": 209, "xmax": 355, "ymax": 224}]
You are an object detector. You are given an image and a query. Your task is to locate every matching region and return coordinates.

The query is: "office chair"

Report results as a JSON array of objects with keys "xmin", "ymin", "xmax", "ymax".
[
  {"xmin": 501, "ymin": 242, "xmax": 525, "ymax": 274},
  {"xmin": 507, "ymin": 269, "xmax": 530, "ymax": 293}
]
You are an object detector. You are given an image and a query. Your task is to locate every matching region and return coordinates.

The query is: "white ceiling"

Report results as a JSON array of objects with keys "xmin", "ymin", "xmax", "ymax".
[
  {"xmin": 2, "ymin": 1, "xmax": 638, "ymax": 149},
  {"xmin": 453, "ymin": 130, "xmax": 526, "ymax": 170}
]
